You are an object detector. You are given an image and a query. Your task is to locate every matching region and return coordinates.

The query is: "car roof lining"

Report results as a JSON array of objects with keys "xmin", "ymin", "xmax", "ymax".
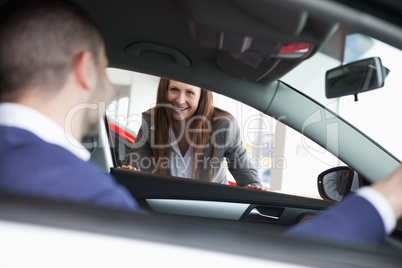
[
  {"xmin": 83, "ymin": 0, "xmax": 341, "ymax": 82},
  {"xmin": 84, "ymin": 0, "xmax": 402, "ymax": 88}
]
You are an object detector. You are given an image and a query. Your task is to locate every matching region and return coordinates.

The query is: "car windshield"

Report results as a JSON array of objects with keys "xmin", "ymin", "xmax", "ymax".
[{"xmin": 281, "ymin": 33, "xmax": 402, "ymax": 161}]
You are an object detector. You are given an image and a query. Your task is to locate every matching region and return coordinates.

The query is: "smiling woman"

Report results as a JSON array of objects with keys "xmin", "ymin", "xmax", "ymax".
[
  {"xmin": 105, "ymin": 70, "xmax": 342, "ymax": 198},
  {"xmin": 124, "ymin": 77, "xmax": 264, "ymax": 188},
  {"xmin": 166, "ymin": 80, "xmax": 201, "ymax": 123}
]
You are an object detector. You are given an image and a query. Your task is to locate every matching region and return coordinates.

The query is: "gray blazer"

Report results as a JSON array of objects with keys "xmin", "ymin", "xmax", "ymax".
[{"xmin": 127, "ymin": 110, "xmax": 261, "ymax": 187}]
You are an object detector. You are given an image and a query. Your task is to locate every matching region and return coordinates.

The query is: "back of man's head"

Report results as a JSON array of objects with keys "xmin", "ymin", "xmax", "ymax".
[{"xmin": 0, "ymin": 0, "xmax": 103, "ymax": 102}]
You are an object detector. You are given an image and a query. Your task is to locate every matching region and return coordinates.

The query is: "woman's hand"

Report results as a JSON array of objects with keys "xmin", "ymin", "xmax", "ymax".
[
  {"xmin": 117, "ymin": 165, "xmax": 141, "ymax": 172},
  {"xmin": 246, "ymin": 184, "xmax": 270, "ymax": 191}
]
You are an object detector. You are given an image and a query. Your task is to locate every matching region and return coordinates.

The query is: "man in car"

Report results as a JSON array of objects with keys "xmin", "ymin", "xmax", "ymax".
[
  {"xmin": 0, "ymin": 0, "xmax": 144, "ymax": 213},
  {"xmin": 0, "ymin": 0, "xmax": 400, "ymax": 246}
]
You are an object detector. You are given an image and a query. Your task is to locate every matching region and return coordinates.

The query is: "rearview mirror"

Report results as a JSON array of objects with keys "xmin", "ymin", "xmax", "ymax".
[
  {"xmin": 325, "ymin": 57, "xmax": 389, "ymax": 100},
  {"xmin": 317, "ymin": 167, "xmax": 355, "ymax": 202}
]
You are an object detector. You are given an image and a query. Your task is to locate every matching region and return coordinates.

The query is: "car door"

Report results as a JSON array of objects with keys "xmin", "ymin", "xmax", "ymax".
[{"xmin": 111, "ymin": 167, "xmax": 332, "ymax": 227}]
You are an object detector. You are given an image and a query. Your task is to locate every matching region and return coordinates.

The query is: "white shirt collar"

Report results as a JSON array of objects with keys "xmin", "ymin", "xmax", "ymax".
[
  {"xmin": 168, "ymin": 125, "xmax": 193, "ymax": 179},
  {"xmin": 0, "ymin": 103, "xmax": 90, "ymax": 161}
]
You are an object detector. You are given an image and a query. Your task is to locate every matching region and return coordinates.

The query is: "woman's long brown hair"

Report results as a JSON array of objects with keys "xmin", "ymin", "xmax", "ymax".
[{"xmin": 153, "ymin": 77, "xmax": 229, "ymax": 180}]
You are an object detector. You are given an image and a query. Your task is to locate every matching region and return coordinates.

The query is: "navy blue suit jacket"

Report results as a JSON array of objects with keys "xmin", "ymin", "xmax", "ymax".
[
  {"xmin": 0, "ymin": 126, "xmax": 143, "ymax": 212},
  {"xmin": 287, "ymin": 194, "xmax": 386, "ymax": 245}
]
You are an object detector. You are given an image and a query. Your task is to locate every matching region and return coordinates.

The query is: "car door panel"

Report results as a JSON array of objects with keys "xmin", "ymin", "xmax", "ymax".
[{"xmin": 111, "ymin": 168, "xmax": 333, "ymax": 226}]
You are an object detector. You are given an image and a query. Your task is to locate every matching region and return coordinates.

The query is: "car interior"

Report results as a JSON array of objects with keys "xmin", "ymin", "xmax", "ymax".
[
  {"xmin": 2, "ymin": 0, "xmax": 402, "ymax": 266},
  {"xmin": 77, "ymin": 0, "xmax": 402, "ymax": 244},
  {"xmin": 60, "ymin": 0, "xmax": 402, "ymax": 242}
]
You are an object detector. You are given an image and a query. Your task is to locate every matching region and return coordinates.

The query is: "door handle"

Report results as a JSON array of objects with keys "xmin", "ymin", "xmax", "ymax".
[
  {"xmin": 246, "ymin": 206, "xmax": 284, "ymax": 221},
  {"xmin": 249, "ymin": 208, "xmax": 279, "ymax": 220}
]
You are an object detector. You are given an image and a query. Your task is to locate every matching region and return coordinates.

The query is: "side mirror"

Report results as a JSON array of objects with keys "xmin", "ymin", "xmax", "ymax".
[
  {"xmin": 317, "ymin": 167, "xmax": 355, "ymax": 202},
  {"xmin": 325, "ymin": 57, "xmax": 389, "ymax": 100}
]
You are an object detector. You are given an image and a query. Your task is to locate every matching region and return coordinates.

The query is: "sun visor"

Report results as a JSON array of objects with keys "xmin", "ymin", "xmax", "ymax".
[
  {"xmin": 217, "ymin": 51, "xmax": 280, "ymax": 81},
  {"xmin": 232, "ymin": 0, "xmax": 308, "ymax": 35},
  {"xmin": 183, "ymin": 0, "xmax": 338, "ymax": 81}
]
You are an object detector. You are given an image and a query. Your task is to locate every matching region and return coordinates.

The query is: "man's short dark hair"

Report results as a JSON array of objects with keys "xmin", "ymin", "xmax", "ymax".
[{"xmin": 0, "ymin": 0, "xmax": 103, "ymax": 101}]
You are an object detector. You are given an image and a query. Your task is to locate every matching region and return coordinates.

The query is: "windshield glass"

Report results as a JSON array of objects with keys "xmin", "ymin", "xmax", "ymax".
[
  {"xmin": 283, "ymin": 33, "xmax": 402, "ymax": 161},
  {"xmin": 339, "ymin": 34, "xmax": 402, "ymax": 160}
]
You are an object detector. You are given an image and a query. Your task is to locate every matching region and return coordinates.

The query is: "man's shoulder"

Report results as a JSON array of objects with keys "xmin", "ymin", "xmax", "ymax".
[
  {"xmin": 0, "ymin": 126, "xmax": 141, "ymax": 211},
  {"xmin": 0, "ymin": 126, "xmax": 100, "ymax": 177},
  {"xmin": 0, "ymin": 126, "xmax": 51, "ymax": 158},
  {"xmin": 0, "ymin": 125, "xmax": 42, "ymax": 143},
  {"xmin": 1, "ymin": 126, "xmax": 75, "ymax": 159}
]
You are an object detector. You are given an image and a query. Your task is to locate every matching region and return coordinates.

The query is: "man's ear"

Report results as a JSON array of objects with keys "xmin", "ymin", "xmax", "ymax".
[{"xmin": 73, "ymin": 51, "xmax": 95, "ymax": 91}]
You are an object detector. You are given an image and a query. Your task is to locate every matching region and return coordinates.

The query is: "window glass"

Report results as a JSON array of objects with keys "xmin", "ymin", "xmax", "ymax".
[
  {"xmin": 280, "ymin": 33, "xmax": 402, "ymax": 161},
  {"xmin": 338, "ymin": 34, "xmax": 402, "ymax": 160},
  {"xmin": 106, "ymin": 69, "xmax": 340, "ymax": 199}
]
